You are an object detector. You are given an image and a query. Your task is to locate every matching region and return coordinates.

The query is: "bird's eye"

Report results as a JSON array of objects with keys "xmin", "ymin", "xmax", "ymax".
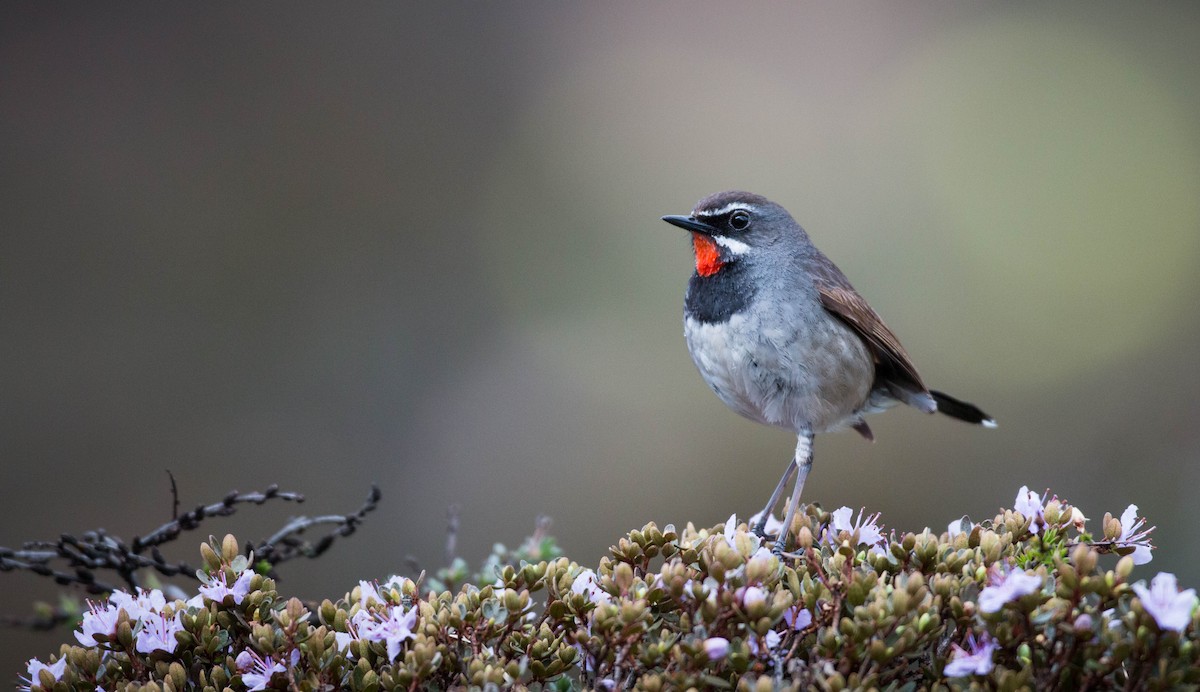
[{"xmin": 729, "ymin": 210, "xmax": 751, "ymax": 231}]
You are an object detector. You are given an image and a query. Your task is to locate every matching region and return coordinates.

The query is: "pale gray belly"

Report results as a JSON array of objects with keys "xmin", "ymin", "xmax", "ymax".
[{"xmin": 684, "ymin": 313, "xmax": 875, "ymax": 434}]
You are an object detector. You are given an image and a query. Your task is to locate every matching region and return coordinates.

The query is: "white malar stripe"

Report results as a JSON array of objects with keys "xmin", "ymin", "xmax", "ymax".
[
  {"xmin": 695, "ymin": 203, "xmax": 759, "ymax": 218},
  {"xmin": 713, "ymin": 235, "xmax": 751, "ymax": 255}
]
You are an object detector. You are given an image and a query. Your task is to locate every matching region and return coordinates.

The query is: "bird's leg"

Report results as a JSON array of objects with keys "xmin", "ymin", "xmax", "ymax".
[
  {"xmin": 752, "ymin": 459, "xmax": 798, "ymax": 538},
  {"xmin": 773, "ymin": 431, "xmax": 814, "ymax": 556}
]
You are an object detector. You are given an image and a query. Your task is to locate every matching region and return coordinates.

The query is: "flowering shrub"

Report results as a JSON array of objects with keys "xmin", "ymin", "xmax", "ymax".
[{"xmin": 18, "ymin": 488, "xmax": 1200, "ymax": 690}]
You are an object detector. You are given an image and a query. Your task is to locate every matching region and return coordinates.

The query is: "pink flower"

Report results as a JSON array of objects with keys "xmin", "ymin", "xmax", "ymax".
[
  {"xmin": 943, "ymin": 633, "xmax": 997, "ymax": 676},
  {"xmin": 979, "ymin": 568, "xmax": 1042, "ymax": 613},
  {"xmin": 1133, "ymin": 572, "xmax": 1198, "ymax": 633},
  {"xmin": 747, "ymin": 629, "xmax": 782, "ymax": 657},
  {"xmin": 703, "ymin": 637, "xmax": 729, "ymax": 660},
  {"xmin": 784, "ymin": 604, "xmax": 813, "ymax": 630}
]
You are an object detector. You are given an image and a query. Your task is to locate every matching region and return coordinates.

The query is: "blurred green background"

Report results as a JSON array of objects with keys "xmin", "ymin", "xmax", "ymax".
[{"xmin": 3, "ymin": 2, "xmax": 1199, "ymax": 678}]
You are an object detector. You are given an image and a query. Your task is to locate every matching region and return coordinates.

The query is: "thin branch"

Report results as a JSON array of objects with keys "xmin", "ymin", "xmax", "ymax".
[
  {"xmin": 251, "ymin": 485, "xmax": 381, "ymax": 569},
  {"xmin": 0, "ymin": 484, "xmax": 378, "ymax": 597},
  {"xmin": 167, "ymin": 470, "xmax": 180, "ymax": 521},
  {"xmin": 131, "ymin": 484, "xmax": 304, "ymax": 553}
]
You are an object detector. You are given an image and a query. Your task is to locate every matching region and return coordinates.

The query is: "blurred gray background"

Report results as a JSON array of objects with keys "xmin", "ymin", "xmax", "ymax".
[{"xmin": 3, "ymin": 2, "xmax": 1199, "ymax": 678}]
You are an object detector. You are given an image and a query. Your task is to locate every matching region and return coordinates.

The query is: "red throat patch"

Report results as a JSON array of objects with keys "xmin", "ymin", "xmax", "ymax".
[{"xmin": 691, "ymin": 233, "xmax": 724, "ymax": 277}]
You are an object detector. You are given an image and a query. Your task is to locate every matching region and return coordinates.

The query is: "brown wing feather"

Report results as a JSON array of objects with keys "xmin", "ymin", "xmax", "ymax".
[{"xmin": 816, "ymin": 284, "xmax": 927, "ymax": 393}]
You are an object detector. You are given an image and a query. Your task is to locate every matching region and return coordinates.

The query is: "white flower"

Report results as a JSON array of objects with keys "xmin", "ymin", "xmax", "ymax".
[
  {"xmin": 199, "ymin": 568, "xmax": 254, "ymax": 605},
  {"xmin": 749, "ymin": 509, "xmax": 784, "ymax": 537},
  {"xmin": 76, "ymin": 588, "xmax": 170, "ymax": 647},
  {"xmin": 1070, "ymin": 507, "xmax": 1088, "ymax": 532},
  {"xmin": 1014, "ymin": 486, "xmax": 1046, "ymax": 533},
  {"xmin": 571, "ymin": 569, "xmax": 613, "ymax": 606},
  {"xmin": 380, "ymin": 575, "xmax": 414, "ymax": 597},
  {"xmin": 135, "ymin": 612, "xmax": 184, "ymax": 654},
  {"xmin": 723, "ymin": 513, "xmax": 770, "ymax": 558},
  {"xmin": 682, "ymin": 577, "xmax": 721, "ymax": 606},
  {"xmin": 358, "ymin": 580, "xmax": 384, "ymax": 606},
  {"xmin": 238, "ymin": 650, "xmax": 287, "ymax": 691},
  {"xmin": 110, "ymin": 588, "xmax": 166, "ymax": 620},
  {"xmin": 723, "ymin": 513, "xmax": 740, "ymax": 547},
  {"xmin": 947, "ymin": 516, "xmax": 975, "ymax": 538},
  {"xmin": 19, "ymin": 657, "xmax": 67, "ymax": 690},
  {"xmin": 357, "ymin": 605, "xmax": 419, "ymax": 661},
  {"xmin": 333, "ymin": 612, "xmax": 363, "ymax": 656},
  {"xmin": 826, "ymin": 507, "xmax": 887, "ymax": 553},
  {"xmin": 75, "ymin": 599, "xmax": 122, "ymax": 646},
  {"xmin": 749, "ymin": 545, "xmax": 774, "ymax": 562},
  {"xmin": 1116, "ymin": 505, "xmax": 1154, "ymax": 565},
  {"xmin": 1132, "ymin": 572, "xmax": 1198, "ymax": 633}
]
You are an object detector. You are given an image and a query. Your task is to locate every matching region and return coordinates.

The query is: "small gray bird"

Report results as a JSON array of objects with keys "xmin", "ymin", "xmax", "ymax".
[{"xmin": 662, "ymin": 190, "xmax": 995, "ymax": 550}]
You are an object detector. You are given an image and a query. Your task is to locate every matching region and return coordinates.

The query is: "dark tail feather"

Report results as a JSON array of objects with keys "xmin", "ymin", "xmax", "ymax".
[{"xmin": 930, "ymin": 390, "xmax": 996, "ymax": 428}]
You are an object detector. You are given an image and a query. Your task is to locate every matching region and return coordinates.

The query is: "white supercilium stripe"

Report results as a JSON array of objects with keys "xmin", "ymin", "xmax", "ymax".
[{"xmin": 695, "ymin": 203, "xmax": 759, "ymax": 218}]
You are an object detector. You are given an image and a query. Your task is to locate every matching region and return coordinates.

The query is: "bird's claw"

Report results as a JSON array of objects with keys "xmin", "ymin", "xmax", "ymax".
[{"xmin": 752, "ymin": 523, "xmax": 775, "ymax": 541}]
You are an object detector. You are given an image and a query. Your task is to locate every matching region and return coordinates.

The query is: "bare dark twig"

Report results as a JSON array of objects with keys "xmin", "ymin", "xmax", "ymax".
[
  {"xmin": 167, "ymin": 470, "xmax": 180, "ymax": 521},
  {"xmin": 131, "ymin": 484, "xmax": 304, "ymax": 553},
  {"xmin": 0, "ymin": 483, "xmax": 380, "ymax": 619},
  {"xmin": 250, "ymin": 485, "xmax": 381, "ymax": 570}
]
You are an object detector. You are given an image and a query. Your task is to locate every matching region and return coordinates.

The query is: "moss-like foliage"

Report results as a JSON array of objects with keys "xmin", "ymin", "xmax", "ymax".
[{"xmin": 19, "ymin": 492, "xmax": 1200, "ymax": 691}]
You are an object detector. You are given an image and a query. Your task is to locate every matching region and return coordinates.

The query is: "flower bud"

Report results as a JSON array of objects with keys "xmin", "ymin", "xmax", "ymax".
[{"xmin": 221, "ymin": 534, "xmax": 240, "ymax": 562}]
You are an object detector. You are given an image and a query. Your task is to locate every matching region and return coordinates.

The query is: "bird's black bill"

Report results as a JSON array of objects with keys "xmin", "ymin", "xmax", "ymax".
[{"xmin": 662, "ymin": 215, "xmax": 718, "ymax": 235}]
